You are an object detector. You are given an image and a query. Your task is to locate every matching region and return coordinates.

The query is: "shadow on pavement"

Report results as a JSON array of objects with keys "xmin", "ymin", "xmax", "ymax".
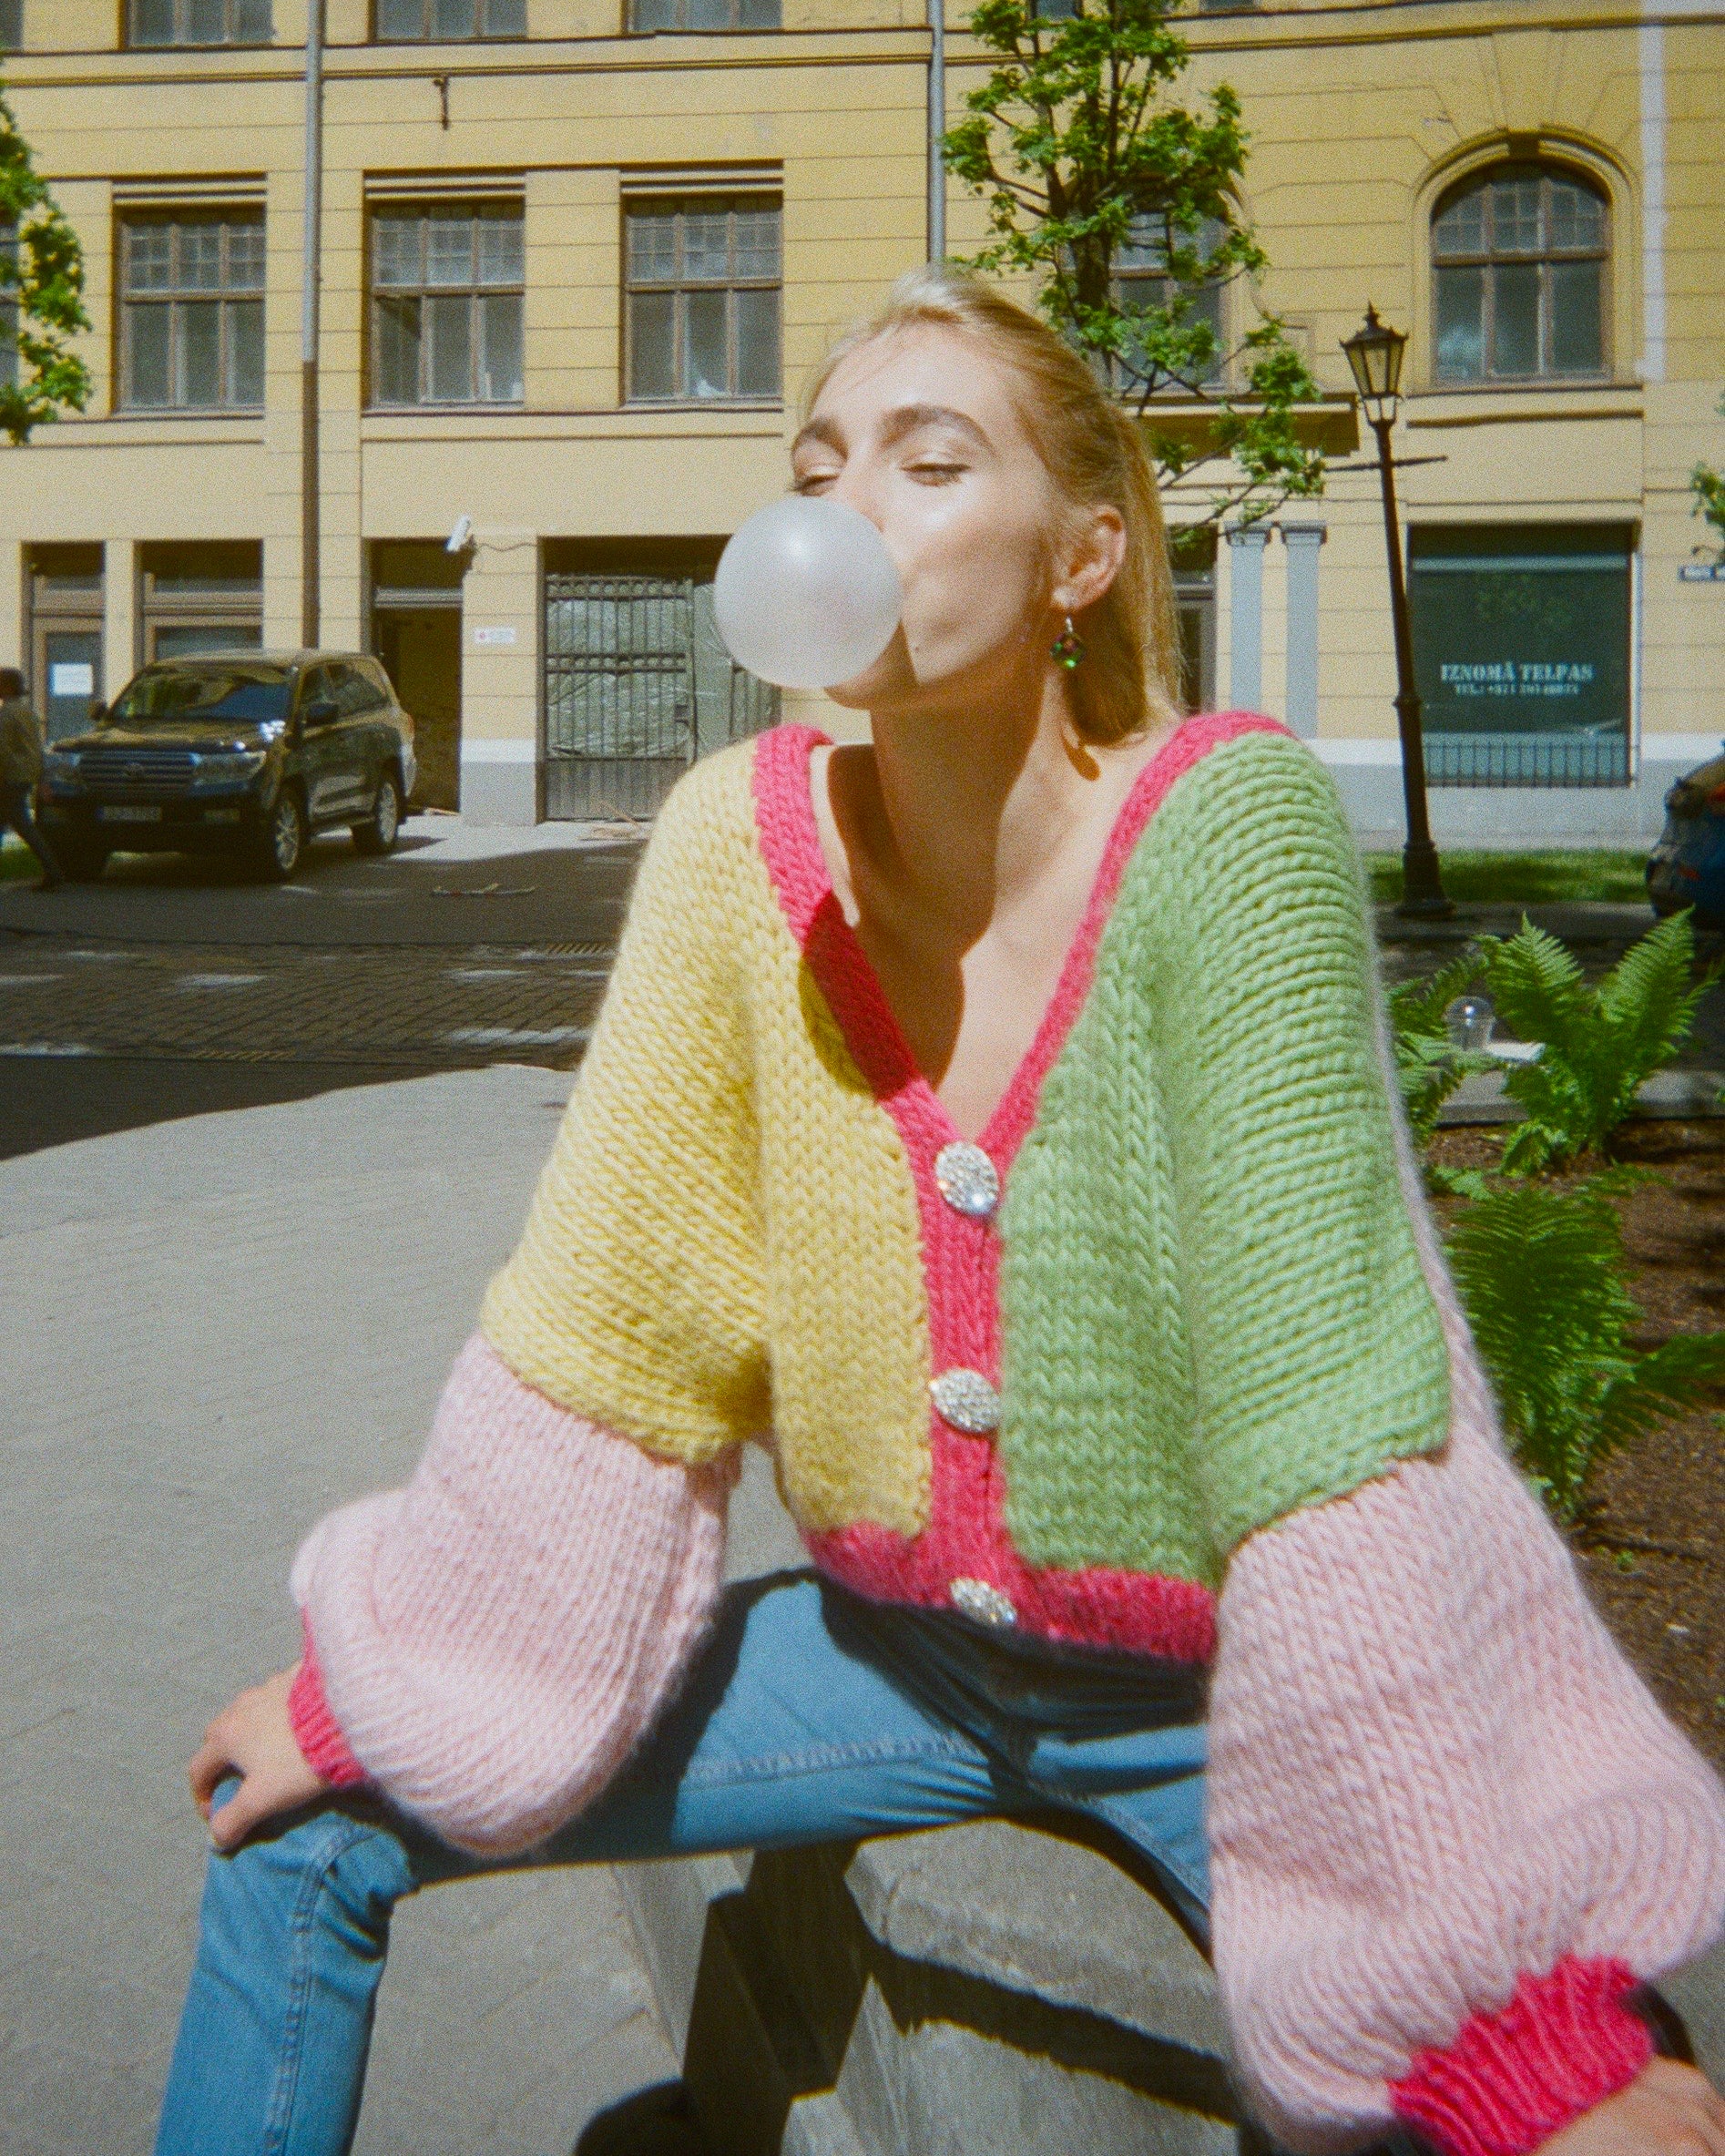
[{"xmin": 0, "ymin": 1054, "xmax": 437, "ymax": 1160}]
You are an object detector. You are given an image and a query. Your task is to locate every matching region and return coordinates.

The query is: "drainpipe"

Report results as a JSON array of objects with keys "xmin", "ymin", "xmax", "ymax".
[
  {"xmin": 927, "ymin": 0, "xmax": 945, "ymax": 264},
  {"xmin": 301, "ymin": 0, "xmax": 325, "ymax": 649}
]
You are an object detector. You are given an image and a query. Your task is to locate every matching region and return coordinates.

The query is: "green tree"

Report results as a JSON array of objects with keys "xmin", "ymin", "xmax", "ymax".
[
  {"xmin": 942, "ymin": 0, "xmax": 1325, "ymax": 527},
  {"xmin": 1693, "ymin": 393, "xmax": 1725, "ymax": 566},
  {"xmin": 0, "ymin": 81, "xmax": 91, "ymax": 444}
]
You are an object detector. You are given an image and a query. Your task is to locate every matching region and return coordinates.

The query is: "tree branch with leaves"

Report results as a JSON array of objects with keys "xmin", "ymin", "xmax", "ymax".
[
  {"xmin": 0, "ymin": 81, "xmax": 91, "ymax": 445},
  {"xmin": 941, "ymin": 0, "xmax": 1325, "ymax": 528},
  {"xmin": 1692, "ymin": 392, "xmax": 1725, "ymax": 567}
]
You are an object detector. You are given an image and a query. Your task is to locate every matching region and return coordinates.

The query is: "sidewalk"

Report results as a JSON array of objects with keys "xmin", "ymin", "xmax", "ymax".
[{"xmin": 0, "ymin": 1062, "xmax": 796, "ymax": 2156}]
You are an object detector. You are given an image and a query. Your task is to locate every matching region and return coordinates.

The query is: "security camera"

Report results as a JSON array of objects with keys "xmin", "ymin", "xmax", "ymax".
[{"xmin": 446, "ymin": 513, "xmax": 475, "ymax": 553}]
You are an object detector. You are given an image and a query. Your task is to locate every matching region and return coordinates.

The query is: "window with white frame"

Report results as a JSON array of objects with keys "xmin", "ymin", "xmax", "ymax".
[
  {"xmin": 625, "ymin": 197, "xmax": 781, "ymax": 404},
  {"xmin": 1113, "ymin": 215, "xmax": 1228, "ymax": 392},
  {"xmin": 1433, "ymin": 163, "xmax": 1608, "ymax": 383},
  {"xmin": 129, "ymin": 0, "xmax": 272, "ymax": 45},
  {"xmin": 370, "ymin": 201, "xmax": 525, "ymax": 406},
  {"xmin": 374, "ymin": 0, "xmax": 525, "ymax": 36},
  {"xmin": 120, "ymin": 212, "xmax": 265, "ymax": 410}
]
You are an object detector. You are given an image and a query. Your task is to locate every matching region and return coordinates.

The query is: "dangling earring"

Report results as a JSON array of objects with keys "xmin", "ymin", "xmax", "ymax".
[{"xmin": 1050, "ymin": 614, "xmax": 1087, "ymax": 669}]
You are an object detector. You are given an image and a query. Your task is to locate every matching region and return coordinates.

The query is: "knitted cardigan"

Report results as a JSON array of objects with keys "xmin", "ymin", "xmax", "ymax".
[{"xmin": 289, "ymin": 712, "xmax": 1725, "ymax": 2156}]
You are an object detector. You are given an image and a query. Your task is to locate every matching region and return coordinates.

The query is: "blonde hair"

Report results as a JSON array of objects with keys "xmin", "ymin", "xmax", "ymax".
[{"xmin": 805, "ymin": 266, "xmax": 1182, "ymax": 745}]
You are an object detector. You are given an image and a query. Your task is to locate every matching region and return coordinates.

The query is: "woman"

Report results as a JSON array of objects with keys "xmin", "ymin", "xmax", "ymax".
[{"xmin": 159, "ymin": 270, "xmax": 1725, "ymax": 2156}]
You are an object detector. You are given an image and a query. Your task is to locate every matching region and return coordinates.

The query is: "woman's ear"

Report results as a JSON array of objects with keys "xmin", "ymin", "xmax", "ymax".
[{"xmin": 1051, "ymin": 505, "xmax": 1128, "ymax": 618}]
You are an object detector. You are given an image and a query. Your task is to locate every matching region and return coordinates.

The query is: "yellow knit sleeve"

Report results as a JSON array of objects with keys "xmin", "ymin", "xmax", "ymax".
[{"xmin": 480, "ymin": 743, "xmax": 771, "ymax": 1466}]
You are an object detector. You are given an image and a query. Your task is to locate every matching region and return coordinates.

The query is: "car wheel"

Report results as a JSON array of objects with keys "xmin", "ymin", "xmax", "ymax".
[
  {"xmin": 56, "ymin": 837, "xmax": 110, "ymax": 884},
  {"xmin": 254, "ymin": 788, "xmax": 307, "ymax": 882},
  {"xmin": 352, "ymin": 769, "xmax": 403, "ymax": 857}
]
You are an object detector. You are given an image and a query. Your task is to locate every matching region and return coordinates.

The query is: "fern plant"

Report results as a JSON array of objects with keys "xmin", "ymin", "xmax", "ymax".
[
  {"xmin": 1445, "ymin": 1174, "xmax": 1725, "ymax": 1524},
  {"xmin": 1385, "ymin": 949, "xmax": 1496, "ymax": 1194},
  {"xmin": 1474, "ymin": 909, "xmax": 1720, "ymax": 1174}
]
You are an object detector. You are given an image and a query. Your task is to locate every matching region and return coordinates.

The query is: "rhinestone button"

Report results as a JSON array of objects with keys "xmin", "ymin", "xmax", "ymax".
[
  {"xmin": 950, "ymin": 1577, "xmax": 1017, "ymax": 1629},
  {"xmin": 934, "ymin": 1139, "xmax": 1000, "ymax": 1221},
  {"xmin": 930, "ymin": 1366, "xmax": 1001, "ymax": 1434}
]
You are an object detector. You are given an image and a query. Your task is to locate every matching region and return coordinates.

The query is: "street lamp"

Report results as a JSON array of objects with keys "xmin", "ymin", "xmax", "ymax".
[{"xmin": 1342, "ymin": 306, "xmax": 1453, "ymax": 919}]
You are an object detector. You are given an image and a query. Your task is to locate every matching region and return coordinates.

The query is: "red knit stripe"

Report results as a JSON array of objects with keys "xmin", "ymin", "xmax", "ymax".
[
  {"xmin": 1389, "ymin": 1955, "xmax": 1653, "ymax": 2156},
  {"xmin": 288, "ymin": 1617, "xmax": 368, "ymax": 1789}
]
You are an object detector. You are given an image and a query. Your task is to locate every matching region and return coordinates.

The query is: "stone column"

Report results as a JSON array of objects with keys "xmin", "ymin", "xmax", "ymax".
[
  {"xmin": 1226, "ymin": 523, "xmax": 1270, "ymax": 713},
  {"xmin": 104, "ymin": 540, "xmax": 138, "ymax": 682},
  {"xmin": 1280, "ymin": 520, "xmax": 1326, "ymax": 740}
]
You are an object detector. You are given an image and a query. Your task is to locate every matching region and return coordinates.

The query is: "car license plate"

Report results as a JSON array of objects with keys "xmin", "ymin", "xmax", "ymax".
[{"xmin": 100, "ymin": 805, "xmax": 161, "ymax": 823}]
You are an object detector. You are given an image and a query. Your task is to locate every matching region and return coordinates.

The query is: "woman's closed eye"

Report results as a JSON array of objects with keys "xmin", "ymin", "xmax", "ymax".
[{"xmin": 906, "ymin": 460, "xmax": 967, "ymax": 485}]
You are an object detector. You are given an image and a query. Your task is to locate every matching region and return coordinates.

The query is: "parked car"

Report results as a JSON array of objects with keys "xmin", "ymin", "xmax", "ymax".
[
  {"xmin": 36, "ymin": 650, "xmax": 418, "ymax": 883},
  {"xmin": 1647, "ymin": 739, "xmax": 1725, "ymax": 928}
]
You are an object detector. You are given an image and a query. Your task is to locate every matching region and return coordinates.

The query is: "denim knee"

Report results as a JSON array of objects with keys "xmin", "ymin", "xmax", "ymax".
[{"xmin": 199, "ymin": 1795, "xmax": 418, "ymax": 1972}]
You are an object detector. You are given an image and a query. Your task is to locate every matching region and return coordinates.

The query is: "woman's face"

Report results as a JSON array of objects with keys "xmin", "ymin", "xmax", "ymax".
[{"xmin": 791, "ymin": 324, "xmax": 1119, "ymax": 716}]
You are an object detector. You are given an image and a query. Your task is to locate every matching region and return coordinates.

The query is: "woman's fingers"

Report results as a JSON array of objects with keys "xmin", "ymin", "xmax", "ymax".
[
  {"xmin": 185, "ymin": 1666, "xmax": 326, "ymax": 1848},
  {"xmin": 1539, "ymin": 2059, "xmax": 1725, "ymax": 2153}
]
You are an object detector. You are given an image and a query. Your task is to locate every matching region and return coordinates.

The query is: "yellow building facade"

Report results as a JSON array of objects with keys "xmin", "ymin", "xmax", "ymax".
[{"xmin": 1, "ymin": 0, "xmax": 1720, "ymax": 841}]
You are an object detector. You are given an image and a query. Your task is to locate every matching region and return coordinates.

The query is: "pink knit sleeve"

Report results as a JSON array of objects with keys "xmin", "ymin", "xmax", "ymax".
[
  {"xmin": 1206, "ymin": 1088, "xmax": 1725, "ymax": 2156},
  {"xmin": 289, "ymin": 1331, "xmax": 736, "ymax": 1857}
]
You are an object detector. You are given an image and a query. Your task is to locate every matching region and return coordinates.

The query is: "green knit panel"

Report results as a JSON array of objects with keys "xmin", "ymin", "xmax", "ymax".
[{"xmin": 998, "ymin": 728, "xmax": 1453, "ymax": 1574}]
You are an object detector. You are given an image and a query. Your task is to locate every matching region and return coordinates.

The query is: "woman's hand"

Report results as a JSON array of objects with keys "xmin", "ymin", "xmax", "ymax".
[
  {"xmin": 189, "ymin": 1665, "xmax": 327, "ymax": 1852},
  {"xmin": 1537, "ymin": 2059, "xmax": 1725, "ymax": 2153}
]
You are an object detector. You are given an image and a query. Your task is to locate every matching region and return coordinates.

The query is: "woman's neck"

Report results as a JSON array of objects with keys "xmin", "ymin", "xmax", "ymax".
[{"xmin": 837, "ymin": 677, "xmax": 1126, "ymax": 945}]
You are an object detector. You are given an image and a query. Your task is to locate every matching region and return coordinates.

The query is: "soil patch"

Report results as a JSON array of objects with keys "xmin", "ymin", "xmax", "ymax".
[{"xmin": 1427, "ymin": 1120, "xmax": 1725, "ymax": 1767}]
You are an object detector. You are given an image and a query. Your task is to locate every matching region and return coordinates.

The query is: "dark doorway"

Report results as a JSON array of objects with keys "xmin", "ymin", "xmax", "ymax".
[{"xmin": 372, "ymin": 540, "xmax": 465, "ymax": 811}]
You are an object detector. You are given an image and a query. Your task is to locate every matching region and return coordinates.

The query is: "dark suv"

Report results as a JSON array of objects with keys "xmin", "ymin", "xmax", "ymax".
[{"xmin": 37, "ymin": 650, "xmax": 418, "ymax": 883}]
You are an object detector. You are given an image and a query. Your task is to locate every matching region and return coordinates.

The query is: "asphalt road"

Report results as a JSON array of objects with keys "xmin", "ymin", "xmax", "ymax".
[{"xmin": 0, "ymin": 816, "xmax": 646, "ymax": 1159}]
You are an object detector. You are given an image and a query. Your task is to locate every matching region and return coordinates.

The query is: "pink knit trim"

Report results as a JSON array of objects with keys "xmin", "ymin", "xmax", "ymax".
[
  {"xmin": 750, "ymin": 715, "xmax": 1288, "ymax": 1660},
  {"xmin": 1390, "ymin": 1957, "xmax": 1653, "ymax": 2156},
  {"xmin": 288, "ymin": 1620, "xmax": 367, "ymax": 1790}
]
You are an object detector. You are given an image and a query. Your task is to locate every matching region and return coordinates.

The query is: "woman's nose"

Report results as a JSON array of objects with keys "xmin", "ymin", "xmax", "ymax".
[{"xmin": 826, "ymin": 465, "xmax": 885, "ymax": 531}]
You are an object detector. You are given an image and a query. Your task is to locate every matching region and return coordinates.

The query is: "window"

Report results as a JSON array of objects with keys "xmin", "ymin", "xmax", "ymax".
[
  {"xmin": 629, "ymin": 0, "xmax": 778, "ymax": 25},
  {"xmin": 120, "ymin": 213, "xmax": 264, "ymax": 410},
  {"xmin": 130, "ymin": 0, "xmax": 272, "ymax": 45},
  {"xmin": 370, "ymin": 202, "xmax": 524, "ymax": 405},
  {"xmin": 374, "ymin": 0, "xmax": 525, "ymax": 36},
  {"xmin": 1114, "ymin": 216, "xmax": 1227, "ymax": 392},
  {"xmin": 1433, "ymin": 163, "xmax": 1608, "ymax": 383},
  {"xmin": 1410, "ymin": 524, "xmax": 1633, "ymax": 786},
  {"xmin": 138, "ymin": 540, "xmax": 264, "ymax": 660},
  {"xmin": 29, "ymin": 547, "xmax": 106, "ymax": 743},
  {"xmin": 625, "ymin": 198, "xmax": 781, "ymax": 404},
  {"xmin": 0, "ymin": 1, "xmax": 22, "ymax": 48}
]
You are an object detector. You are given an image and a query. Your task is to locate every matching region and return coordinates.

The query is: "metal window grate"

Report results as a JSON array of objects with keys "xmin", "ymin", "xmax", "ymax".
[
  {"xmin": 1424, "ymin": 731, "xmax": 1630, "ymax": 788},
  {"xmin": 543, "ymin": 572, "xmax": 777, "ymax": 820}
]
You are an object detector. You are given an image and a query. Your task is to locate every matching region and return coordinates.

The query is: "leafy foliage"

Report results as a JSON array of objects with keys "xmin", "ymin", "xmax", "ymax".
[
  {"xmin": 1384, "ymin": 947, "xmax": 1495, "ymax": 1190},
  {"xmin": 1692, "ymin": 392, "xmax": 1725, "ymax": 566},
  {"xmin": 0, "ymin": 82, "xmax": 91, "ymax": 444},
  {"xmin": 1445, "ymin": 1174, "xmax": 1725, "ymax": 1524},
  {"xmin": 940, "ymin": 0, "xmax": 1324, "ymax": 527},
  {"xmin": 1473, "ymin": 911, "xmax": 1720, "ymax": 1173}
]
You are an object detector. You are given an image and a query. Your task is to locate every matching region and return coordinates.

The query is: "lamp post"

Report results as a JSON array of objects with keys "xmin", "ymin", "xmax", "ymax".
[{"xmin": 1341, "ymin": 306, "xmax": 1453, "ymax": 919}]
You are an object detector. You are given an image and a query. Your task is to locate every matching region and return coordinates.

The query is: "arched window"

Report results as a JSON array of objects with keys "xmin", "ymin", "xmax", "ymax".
[{"xmin": 1432, "ymin": 163, "xmax": 1608, "ymax": 383}]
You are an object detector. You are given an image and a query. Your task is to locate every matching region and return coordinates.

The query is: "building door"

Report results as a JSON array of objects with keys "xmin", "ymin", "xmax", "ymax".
[
  {"xmin": 375, "ymin": 611, "xmax": 461, "ymax": 810},
  {"xmin": 27, "ymin": 545, "xmax": 105, "ymax": 741},
  {"xmin": 542, "ymin": 552, "xmax": 777, "ymax": 821},
  {"xmin": 371, "ymin": 541, "xmax": 464, "ymax": 811},
  {"xmin": 1170, "ymin": 527, "xmax": 1217, "ymax": 713}
]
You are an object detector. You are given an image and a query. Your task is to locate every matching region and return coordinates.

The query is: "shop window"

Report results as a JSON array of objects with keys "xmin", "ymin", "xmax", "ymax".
[
  {"xmin": 1432, "ymin": 163, "xmax": 1608, "ymax": 383},
  {"xmin": 1169, "ymin": 526, "xmax": 1216, "ymax": 711},
  {"xmin": 28, "ymin": 546, "xmax": 106, "ymax": 743},
  {"xmin": 624, "ymin": 197, "xmax": 781, "ymax": 404},
  {"xmin": 119, "ymin": 211, "xmax": 265, "ymax": 410},
  {"xmin": 1409, "ymin": 524, "xmax": 1633, "ymax": 786},
  {"xmin": 370, "ymin": 201, "xmax": 525, "ymax": 406},
  {"xmin": 139, "ymin": 541, "xmax": 263, "ymax": 662},
  {"xmin": 1114, "ymin": 215, "xmax": 1228, "ymax": 393},
  {"xmin": 129, "ymin": 0, "xmax": 272, "ymax": 44},
  {"xmin": 374, "ymin": 0, "xmax": 525, "ymax": 36}
]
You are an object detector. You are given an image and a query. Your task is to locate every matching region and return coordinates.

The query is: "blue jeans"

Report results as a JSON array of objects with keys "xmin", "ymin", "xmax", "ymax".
[{"xmin": 156, "ymin": 1570, "xmax": 1214, "ymax": 2156}]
